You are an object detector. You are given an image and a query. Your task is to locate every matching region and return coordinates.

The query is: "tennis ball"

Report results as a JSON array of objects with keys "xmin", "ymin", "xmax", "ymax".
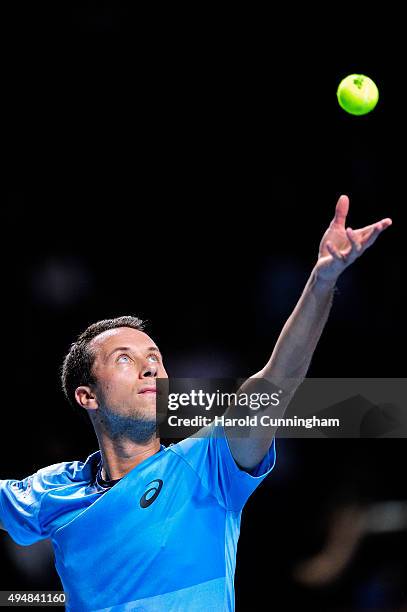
[{"xmin": 337, "ymin": 74, "xmax": 379, "ymax": 116}]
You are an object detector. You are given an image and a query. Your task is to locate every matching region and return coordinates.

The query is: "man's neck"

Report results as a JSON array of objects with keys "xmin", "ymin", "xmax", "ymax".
[{"xmin": 97, "ymin": 433, "xmax": 162, "ymax": 481}]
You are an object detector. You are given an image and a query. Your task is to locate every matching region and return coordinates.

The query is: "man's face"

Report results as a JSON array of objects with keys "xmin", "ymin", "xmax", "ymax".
[{"xmin": 89, "ymin": 327, "xmax": 168, "ymax": 431}]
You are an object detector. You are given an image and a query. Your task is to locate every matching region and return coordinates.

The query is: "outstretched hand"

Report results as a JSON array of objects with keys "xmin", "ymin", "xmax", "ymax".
[{"xmin": 316, "ymin": 196, "xmax": 392, "ymax": 282}]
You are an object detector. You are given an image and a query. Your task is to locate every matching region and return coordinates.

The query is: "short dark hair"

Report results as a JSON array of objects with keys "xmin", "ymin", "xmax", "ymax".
[{"xmin": 61, "ymin": 316, "xmax": 145, "ymax": 414}]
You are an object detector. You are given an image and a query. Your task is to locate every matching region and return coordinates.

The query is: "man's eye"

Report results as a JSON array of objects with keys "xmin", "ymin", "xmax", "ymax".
[
  {"xmin": 148, "ymin": 354, "xmax": 159, "ymax": 363},
  {"xmin": 117, "ymin": 355, "xmax": 131, "ymax": 363}
]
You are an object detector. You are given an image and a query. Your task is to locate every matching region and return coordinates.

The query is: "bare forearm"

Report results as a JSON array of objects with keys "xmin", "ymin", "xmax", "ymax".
[
  {"xmin": 226, "ymin": 268, "xmax": 337, "ymax": 470},
  {"xmin": 260, "ymin": 268, "xmax": 336, "ymax": 392},
  {"xmin": 225, "ymin": 197, "xmax": 391, "ymax": 470}
]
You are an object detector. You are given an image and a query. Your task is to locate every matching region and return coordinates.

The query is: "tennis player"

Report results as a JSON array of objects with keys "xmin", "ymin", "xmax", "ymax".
[{"xmin": 0, "ymin": 197, "xmax": 391, "ymax": 611}]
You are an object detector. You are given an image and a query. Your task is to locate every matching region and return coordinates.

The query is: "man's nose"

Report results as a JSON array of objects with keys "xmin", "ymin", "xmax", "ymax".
[{"xmin": 142, "ymin": 363, "xmax": 158, "ymax": 378}]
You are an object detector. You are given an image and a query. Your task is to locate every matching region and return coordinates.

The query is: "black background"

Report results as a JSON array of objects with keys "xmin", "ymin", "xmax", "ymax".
[{"xmin": 2, "ymin": 3, "xmax": 406, "ymax": 611}]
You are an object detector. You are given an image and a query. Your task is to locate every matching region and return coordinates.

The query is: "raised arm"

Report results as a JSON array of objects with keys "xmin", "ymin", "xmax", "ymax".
[{"xmin": 225, "ymin": 195, "xmax": 392, "ymax": 470}]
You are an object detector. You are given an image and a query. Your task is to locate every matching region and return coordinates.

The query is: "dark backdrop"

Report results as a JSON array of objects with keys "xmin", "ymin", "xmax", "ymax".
[{"xmin": 3, "ymin": 3, "xmax": 406, "ymax": 611}]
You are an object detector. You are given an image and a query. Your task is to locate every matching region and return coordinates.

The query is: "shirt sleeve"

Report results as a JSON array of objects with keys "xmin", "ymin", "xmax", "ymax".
[
  {"xmin": 171, "ymin": 424, "xmax": 277, "ymax": 512},
  {"xmin": 0, "ymin": 474, "xmax": 44, "ymax": 545},
  {"xmin": 0, "ymin": 459, "xmax": 78, "ymax": 546}
]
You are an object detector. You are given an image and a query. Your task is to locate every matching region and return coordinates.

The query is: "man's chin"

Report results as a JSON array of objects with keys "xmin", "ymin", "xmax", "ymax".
[{"xmin": 123, "ymin": 418, "xmax": 159, "ymax": 442}]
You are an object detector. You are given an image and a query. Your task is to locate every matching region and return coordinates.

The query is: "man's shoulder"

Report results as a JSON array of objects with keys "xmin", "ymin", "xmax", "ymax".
[
  {"xmin": 162, "ymin": 424, "xmax": 220, "ymax": 468},
  {"xmin": 34, "ymin": 450, "xmax": 101, "ymax": 488}
]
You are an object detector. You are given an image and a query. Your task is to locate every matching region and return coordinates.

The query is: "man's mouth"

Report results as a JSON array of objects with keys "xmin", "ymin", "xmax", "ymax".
[{"xmin": 138, "ymin": 387, "xmax": 157, "ymax": 395}]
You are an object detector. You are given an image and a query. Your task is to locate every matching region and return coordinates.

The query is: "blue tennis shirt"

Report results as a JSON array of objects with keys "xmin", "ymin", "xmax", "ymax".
[{"xmin": 0, "ymin": 426, "xmax": 276, "ymax": 611}]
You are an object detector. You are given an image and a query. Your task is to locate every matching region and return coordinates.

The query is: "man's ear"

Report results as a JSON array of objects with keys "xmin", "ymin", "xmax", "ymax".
[{"xmin": 75, "ymin": 386, "xmax": 99, "ymax": 412}]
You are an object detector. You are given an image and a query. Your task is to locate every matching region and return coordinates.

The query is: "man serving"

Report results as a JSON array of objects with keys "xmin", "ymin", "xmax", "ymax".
[{"xmin": 0, "ymin": 196, "xmax": 392, "ymax": 611}]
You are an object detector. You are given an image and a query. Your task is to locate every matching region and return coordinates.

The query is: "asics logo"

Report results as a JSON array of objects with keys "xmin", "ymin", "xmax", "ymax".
[{"xmin": 140, "ymin": 479, "xmax": 164, "ymax": 508}]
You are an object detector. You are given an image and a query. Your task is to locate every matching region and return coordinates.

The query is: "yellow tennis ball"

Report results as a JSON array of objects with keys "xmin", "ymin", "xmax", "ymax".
[{"xmin": 337, "ymin": 74, "xmax": 379, "ymax": 116}]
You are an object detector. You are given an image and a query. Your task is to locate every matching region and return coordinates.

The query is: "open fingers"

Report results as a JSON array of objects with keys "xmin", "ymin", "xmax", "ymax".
[
  {"xmin": 326, "ymin": 241, "xmax": 346, "ymax": 263},
  {"xmin": 332, "ymin": 195, "xmax": 350, "ymax": 228},
  {"xmin": 362, "ymin": 225, "xmax": 385, "ymax": 250},
  {"xmin": 346, "ymin": 227, "xmax": 363, "ymax": 256},
  {"xmin": 326, "ymin": 228, "xmax": 362, "ymax": 267},
  {"xmin": 360, "ymin": 219, "xmax": 393, "ymax": 249},
  {"xmin": 355, "ymin": 218, "xmax": 393, "ymax": 240}
]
